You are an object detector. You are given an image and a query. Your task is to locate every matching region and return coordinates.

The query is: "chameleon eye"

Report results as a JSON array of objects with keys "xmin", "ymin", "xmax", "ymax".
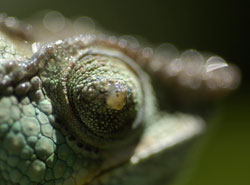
[{"xmin": 37, "ymin": 35, "xmax": 149, "ymax": 149}]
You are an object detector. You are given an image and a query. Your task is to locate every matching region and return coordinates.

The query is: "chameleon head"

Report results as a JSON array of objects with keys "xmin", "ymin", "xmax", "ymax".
[
  {"xmin": 38, "ymin": 37, "xmax": 148, "ymax": 149},
  {"xmin": 0, "ymin": 13, "xmax": 241, "ymax": 185}
]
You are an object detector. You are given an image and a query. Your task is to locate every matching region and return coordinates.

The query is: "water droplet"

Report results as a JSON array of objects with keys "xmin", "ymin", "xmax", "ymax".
[
  {"xmin": 167, "ymin": 58, "xmax": 183, "ymax": 76},
  {"xmin": 118, "ymin": 39, "xmax": 127, "ymax": 48},
  {"xmin": 180, "ymin": 49, "xmax": 204, "ymax": 76},
  {"xmin": 43, "ymin": 11, "xmax": 65, "ymax": 33},
  {"xmin": 32, "ymin": 42, "xmax": 41, "ymax": 53},
  {"xmin": 119, "ymin": 35, "xmax": 140, "ymax": 49},
  {"xmin": 5, "ymin": 17, "xmax": 16, "ymax": 27},
  {"xmin": 142, "ymin": 47, "xmax": 153, "ymax": 58},
  {"xmin": 180, "ymin": 49, "xmax": 204, "ymax": 63},
  {"xmin": 155, "ymin": 43, "xmax": 179, "ymax": 61},
  {"xmin": 206, "ymin": 56, "xmax": 228, "ymax": 72},
  {"xmin": 73, "ymin": 16, "xmax": 95, "ymax": 34}
]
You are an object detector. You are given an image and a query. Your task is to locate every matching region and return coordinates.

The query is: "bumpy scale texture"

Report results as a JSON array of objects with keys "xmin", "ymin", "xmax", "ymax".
[
  {"xmin": 0, "ymin": 95, "xmax": 98, "ymax": 185},
  {"xmin": 0, "ymin": 28, "xmax": 104, "ymax": 185}
]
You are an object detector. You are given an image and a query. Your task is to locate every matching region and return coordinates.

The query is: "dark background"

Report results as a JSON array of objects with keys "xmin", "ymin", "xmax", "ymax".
[{"xmin": 1, "ymin": 0, "xmax": 249, "ymax": 185}]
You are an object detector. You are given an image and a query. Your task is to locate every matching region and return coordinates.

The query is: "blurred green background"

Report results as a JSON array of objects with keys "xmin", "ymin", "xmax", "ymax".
[{"xmin": 1, "ymin": 0, "xmax": 249, "ymax": 184}]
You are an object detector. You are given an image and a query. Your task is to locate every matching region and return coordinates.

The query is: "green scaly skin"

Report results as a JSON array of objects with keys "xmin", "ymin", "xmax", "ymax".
[{"xmin": 0, "ymin": 13, "xmax": 240, "ymax": 185}]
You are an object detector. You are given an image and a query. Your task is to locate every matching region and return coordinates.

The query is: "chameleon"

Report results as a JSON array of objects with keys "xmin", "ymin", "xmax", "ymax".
[{"xmin": 0, "ymin": 11, "xmax": 241, "ymax": 185}]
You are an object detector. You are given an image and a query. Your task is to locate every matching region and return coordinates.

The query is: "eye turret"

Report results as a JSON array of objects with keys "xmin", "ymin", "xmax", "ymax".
[{"xmin": 37, "ymin": 35, "xmax": 152, "ymax": 149}]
